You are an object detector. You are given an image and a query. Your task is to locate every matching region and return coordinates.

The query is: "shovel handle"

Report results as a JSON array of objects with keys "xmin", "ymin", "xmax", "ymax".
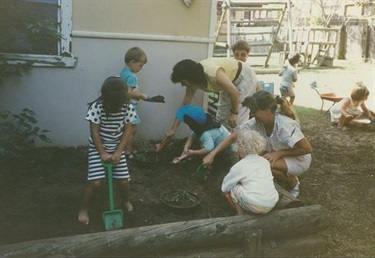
[
  {"xmin": 171, "ymin": 153, "xmax": 189, "ymax": 164},
  {"xmin": 102, "ymin": 161, "xmax": 115, "ymax": 211}
]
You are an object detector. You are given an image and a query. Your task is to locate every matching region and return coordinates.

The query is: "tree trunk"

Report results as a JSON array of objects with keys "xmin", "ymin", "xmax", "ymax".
[{"xmin": 0, "ymin": 205, "xmax": 329, "ymax": 257}]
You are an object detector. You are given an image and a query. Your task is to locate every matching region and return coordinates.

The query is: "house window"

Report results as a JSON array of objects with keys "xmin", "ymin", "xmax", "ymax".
[{"xmin": 0, "ymin": 0, "xmax": 75, "ymax": 67}]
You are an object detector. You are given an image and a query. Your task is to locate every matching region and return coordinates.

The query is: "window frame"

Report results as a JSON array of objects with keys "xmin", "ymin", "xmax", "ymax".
[{"xmin": 1, "ymin": 0, "xmax": 76, "ymax": 67}]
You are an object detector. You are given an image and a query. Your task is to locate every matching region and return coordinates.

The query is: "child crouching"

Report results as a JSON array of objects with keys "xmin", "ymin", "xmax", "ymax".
[{"xmin": 221, "ymin": 129, "xmax": 279, "ymax": 215}]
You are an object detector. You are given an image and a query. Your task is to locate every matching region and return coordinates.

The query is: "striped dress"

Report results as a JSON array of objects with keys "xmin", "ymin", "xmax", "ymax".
[{"xmin": 85, "ymin": 100, "xmax": 137, "ymax": 181}]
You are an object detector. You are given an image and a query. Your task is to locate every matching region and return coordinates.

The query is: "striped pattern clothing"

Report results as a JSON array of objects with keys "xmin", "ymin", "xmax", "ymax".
[{"xmin": 85, "ymin": 100, "xmax": 137, "ymax": 181}]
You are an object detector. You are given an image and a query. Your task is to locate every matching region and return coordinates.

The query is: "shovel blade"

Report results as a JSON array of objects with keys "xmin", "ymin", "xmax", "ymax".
[{"xmin": 103, "ymin": 210, "xmax": 123, "ymax": 231}]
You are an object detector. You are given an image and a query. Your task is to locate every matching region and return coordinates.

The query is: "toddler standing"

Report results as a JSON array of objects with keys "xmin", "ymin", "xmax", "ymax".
[
  {"xmin": 279, "ymin": 52, "xmax": 300, "ymax": 105},
  {"xmin": 120, "ymin": 47, "xmax": 149, "ymax": 158}
]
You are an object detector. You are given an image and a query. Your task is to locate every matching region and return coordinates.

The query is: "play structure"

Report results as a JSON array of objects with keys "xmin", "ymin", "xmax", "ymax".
[
  {"xmin": 214, "ymin": 0, "xmax": 341, "ymax": 68},
  {"xmin": 215, "ymin": 0, "xmax": 288, "ymax": 67},
  {"xmin": 280, "ymin": 27, "xmax": 341, "ymax": 68}
]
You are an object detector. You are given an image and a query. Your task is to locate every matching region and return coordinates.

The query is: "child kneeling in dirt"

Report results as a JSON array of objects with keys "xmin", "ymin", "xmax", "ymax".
[
  {"xmin": 221, "ymin": 129, "xmax": 279, "ymax": 215},
  {"xmin": 172, "ymin": 105, "xmax": 232, "ymax": 163},
  {"xmin": 330, "ymin": 82, "xmax": 375, "ymax": 130},
  {"xmin": 78, "ymin": 76, "xmax": 135, "ymax": 225}
]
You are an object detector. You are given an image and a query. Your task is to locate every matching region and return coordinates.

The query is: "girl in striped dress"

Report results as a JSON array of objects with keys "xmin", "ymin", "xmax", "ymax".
[{"xmin": 78, "ymin": 76, "xmax": 136, "ymax": 225}]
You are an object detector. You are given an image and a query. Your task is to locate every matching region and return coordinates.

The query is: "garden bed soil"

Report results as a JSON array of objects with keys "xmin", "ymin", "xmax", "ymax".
[
  {"xmin": 0, "ymin": 108, "xmax": 374, "ymax": 256},
  {"xmin": 1, "ymin": 59, "xmax": 375, "ymax": 256}
]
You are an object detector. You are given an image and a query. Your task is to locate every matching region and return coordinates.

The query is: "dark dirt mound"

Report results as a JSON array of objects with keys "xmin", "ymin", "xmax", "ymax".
[{"xmin": 0, "ymin": 106, "xmax": 374, "ymax": 256}]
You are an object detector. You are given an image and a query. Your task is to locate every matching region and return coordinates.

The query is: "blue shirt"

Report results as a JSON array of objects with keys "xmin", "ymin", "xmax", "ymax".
[
  {"xmin": 192, "ymin": 125, "xmax": 232, "ymax": 153},
  {"xmin": 120, "ymin": 67, "xmax": 139, "ymax": 106}
]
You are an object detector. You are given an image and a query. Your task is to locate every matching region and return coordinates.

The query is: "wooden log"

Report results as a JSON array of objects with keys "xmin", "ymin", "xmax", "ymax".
[
  {"xmin": 162, "ymin": 233, "xmax": 327, "ymax": 257},
  {"xmin": 0, "ymin": 205, "xmax": 329, "ymax": 257},
  {"xmin": 243, "ymin": 229, "xmax": 263, "ymax": 257},
  {"xmin": 274, "ymin": 183, "xmax": 305, "ymax": 209}
]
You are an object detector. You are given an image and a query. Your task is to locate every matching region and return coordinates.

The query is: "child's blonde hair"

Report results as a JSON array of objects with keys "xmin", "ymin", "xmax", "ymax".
[
  {"xmin": 124, "ymin": 47, "xmax": 147, "ymax": 64},
  {"xmin": 234, "ymin": 129, "xmax": 266, "ymax": 155},
  {"xmin": 351, "ymin": 82, "xmax": 370, "ymax": 101}
]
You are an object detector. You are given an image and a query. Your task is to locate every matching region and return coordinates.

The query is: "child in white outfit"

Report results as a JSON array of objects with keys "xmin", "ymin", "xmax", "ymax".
[
  {"xmin": 279, "ymin": 52, "xmax": 300, "ymax": 105},
  {"xmin": 330, "ymin": 82, "xmax": 374, "ymax": 130},
  {"xmin": 221, "ymin": 129, "xmax": 279, "ymax": 215}
]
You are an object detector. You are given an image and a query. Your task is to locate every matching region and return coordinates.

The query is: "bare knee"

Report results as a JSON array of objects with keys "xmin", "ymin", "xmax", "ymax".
[
  {"xmin": 117, "ymin": 179, "xmax": 130, "ymax": 188},
  {"xmin": 91, "ymin": 179, "xmax": 104, "ymax": 188}
]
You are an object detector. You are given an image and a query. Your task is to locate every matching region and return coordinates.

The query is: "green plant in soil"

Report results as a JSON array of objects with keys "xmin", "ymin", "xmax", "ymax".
[{"xmin": 161, "ymin": 191, "xmax": 198, "ymax": 207}]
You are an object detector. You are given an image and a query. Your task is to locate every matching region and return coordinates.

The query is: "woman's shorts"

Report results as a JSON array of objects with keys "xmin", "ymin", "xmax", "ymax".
[{"xmin": 284, "ymin": 154, "xmax": 311, "ymax": 176}]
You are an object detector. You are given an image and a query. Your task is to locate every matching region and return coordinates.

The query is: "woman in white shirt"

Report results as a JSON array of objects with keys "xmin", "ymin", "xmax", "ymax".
[{"xmin": 204, "ymin": 90, "xmax": 312, "ymax": 198}]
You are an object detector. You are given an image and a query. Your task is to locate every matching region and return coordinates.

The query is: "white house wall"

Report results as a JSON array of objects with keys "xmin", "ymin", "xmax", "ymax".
[
  {"xmin": 0, "ymin": 37, "xmax": 209, "ymax": 146},
  {"xmin": 0, "ymin": 0, "xmax": 217, "ymax": 147}
]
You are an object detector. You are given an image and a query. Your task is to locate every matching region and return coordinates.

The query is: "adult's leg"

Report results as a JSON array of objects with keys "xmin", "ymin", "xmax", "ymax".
[
  {"xmin": 271, "ymin": 158, "xmax": 297, "ymax": 190},
  {"xmin": 78, "ymin": 179, "xmax": 104, "ymax": 224}
]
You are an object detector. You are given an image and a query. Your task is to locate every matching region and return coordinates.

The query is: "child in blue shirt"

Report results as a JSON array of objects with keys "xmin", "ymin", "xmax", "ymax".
[
  {"xmin": 120, "ymin": 47, "xmax": 164, "ymax": 158},
  {"xmin": 174, "ymin": 105, "xmax": 232, "ymax": 161}
]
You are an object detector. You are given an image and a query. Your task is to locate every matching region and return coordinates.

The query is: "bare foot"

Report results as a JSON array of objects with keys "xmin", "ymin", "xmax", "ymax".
[
  {"xmin": 337, "ymin": 126, "xmax": 349, "ymax": 131},
  {"xmin": 78, "ymin": 209, "xmax": 89, "ymax": 225},
  {"xmin": 123, "ymin": 202, "xmax": 133, "ymax": 212}
]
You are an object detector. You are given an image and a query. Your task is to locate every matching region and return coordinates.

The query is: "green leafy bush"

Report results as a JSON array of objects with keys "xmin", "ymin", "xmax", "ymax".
[{"xmin": 0, "ymin": 108, "xmax": 52, "ymax": 158}]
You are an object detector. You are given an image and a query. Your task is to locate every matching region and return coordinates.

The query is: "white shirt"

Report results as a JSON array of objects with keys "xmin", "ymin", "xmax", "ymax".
[{"xmin": 221, "ymin": 154, "xmax": 279, "ymax": 208}]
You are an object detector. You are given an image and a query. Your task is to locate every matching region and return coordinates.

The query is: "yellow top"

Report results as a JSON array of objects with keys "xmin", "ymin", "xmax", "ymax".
[{"xmin": 199, "ymin": 58, "xmax": 239, "ymax": 92}]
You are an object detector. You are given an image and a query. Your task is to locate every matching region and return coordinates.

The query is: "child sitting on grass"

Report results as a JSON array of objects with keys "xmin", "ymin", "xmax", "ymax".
[{"xmin": 330, "ymin": 82, "xmax": 375, "ymax": 130}]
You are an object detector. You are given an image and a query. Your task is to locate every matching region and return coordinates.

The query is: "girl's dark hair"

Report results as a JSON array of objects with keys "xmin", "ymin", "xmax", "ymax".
[
  {"xmin": 242, "ymin": 90, "xmax": 297, "ymax": 120},
  {"xmin": 88, "ymin": 76, "xmax": 129, "ymax": 115},
  {"xmin": 288, "ymin": 53, "xmax": 301, "ymax": 66},
  {"xmin": 170, "ymin": 59, "xmax": 206, "ymax": 85}
]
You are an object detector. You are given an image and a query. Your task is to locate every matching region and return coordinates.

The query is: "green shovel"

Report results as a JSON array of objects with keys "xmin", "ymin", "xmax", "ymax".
[{"xmin": 102, "ymin": 161, "xmax": 123, "ymax": 231}]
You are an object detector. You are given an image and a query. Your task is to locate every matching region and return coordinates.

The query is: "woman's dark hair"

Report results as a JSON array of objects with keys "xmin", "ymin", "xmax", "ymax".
[
  {"xmin": 242, "ymin": 90, "xmax": 297, "ymax": 120},
  {"xmin": 170, "ymin": 59, "xmax": 206, "ymax": 85},
  {"xmin": 88, "ymin": 76, "xmax": 129, "ymax": 115}
]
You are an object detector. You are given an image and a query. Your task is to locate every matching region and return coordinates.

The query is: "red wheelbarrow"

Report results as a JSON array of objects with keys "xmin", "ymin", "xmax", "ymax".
[{"xmin": 310, "ymin": 81, "xmax": 343, "ymax": 113}]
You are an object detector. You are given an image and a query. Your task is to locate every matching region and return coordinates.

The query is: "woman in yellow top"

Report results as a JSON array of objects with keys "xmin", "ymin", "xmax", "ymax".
[{"xmin": 161, "ymin": 58, "xmax": 259, "ymax": 147}]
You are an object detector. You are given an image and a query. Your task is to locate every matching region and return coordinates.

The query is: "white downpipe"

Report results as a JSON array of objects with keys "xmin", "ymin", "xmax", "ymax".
[
  {"xmin": 208, "ymin": 0, "xmax": 218, "ymax": 57},
  {"xmin": 287, "ymin": 0, "xmax": 293, "ymax": 52},
  {"xmin": 72, "ymin": 31, "xmax": 214, "ymax": 44},
  {"xmin": 226, "ymin": 0, "xmax": 231, "ymax": 57},
  {"xmin": 203, "ymin": 0, "xmax": 220, "ymax": 111}
]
